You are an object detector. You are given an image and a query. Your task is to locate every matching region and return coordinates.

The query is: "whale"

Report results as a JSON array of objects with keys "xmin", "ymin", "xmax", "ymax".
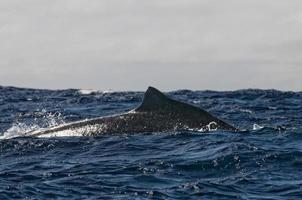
[{"xmin": 26, "ymin": 87, "xmax": 237, "ymax": 137}]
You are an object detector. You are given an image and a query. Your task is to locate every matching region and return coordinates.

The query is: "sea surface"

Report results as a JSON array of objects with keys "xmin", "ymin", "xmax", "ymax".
[{"xmin": 0, "ymin": 86, "xmax": 301, "ymax": 199}]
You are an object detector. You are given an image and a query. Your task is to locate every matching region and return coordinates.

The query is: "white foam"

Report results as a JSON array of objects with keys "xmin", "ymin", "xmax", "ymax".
[
  {"xmin": 1, "ymin": 123, "xmax": 41, "ymax": 139},
  {"xmin": 253, "ymin": 124, "xmax": 264, "ymax": 130},
  {"xmin": 36, "ymin": 129, "xmax": 83, "ymax": 138},
  {"xmin": 239, "ymin": 109, "xmax": 253, "ymax": 114},
  {"xmin": 78, "ymin": 89, "xmax": 113, "ymax": 95},
  {"xmin": 37, "ymin": 124, "xmax": 107, "ymax": 138},
  {"xmin": 206, "ymin": 121, "xmax": 218, "ymax": 131},
  {"xmin": 0, "ymin": 110, "xmax": 66, "ymax": 139},
  {"xmin": 186, "ymin": 121, "xmax": 219, "ymax": 132}
]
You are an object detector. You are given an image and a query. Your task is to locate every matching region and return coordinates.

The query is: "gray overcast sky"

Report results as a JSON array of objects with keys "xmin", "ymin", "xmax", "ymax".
[{"xmin": 1, "ymin": 0, "xmax": 302, "ymax": 91}]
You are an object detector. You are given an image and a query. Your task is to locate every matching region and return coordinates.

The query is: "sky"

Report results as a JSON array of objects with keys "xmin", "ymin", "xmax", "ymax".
[{"xmin": 1, "ymin": 0, "xmax": 302, "ymax": 91}]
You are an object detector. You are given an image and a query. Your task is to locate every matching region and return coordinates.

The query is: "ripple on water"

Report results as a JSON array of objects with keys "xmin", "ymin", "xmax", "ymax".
[{"xmin": 0, "ymin": 87, "xmax": 302, "ymax": 199}]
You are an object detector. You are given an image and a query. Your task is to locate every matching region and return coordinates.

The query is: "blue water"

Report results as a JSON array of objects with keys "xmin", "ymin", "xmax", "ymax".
[{"xmin": 0, "ymin": 86, "xmax": 302, "ymax": 199}]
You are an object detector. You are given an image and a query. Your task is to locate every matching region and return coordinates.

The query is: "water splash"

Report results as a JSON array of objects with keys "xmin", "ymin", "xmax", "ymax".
[
  {"xmin": 1, "ymin": 110, "xmax": 66, "ymax": 139},
  {"xmin": 253, "ymin": 124, "xmax": 264, "ymax": 130}
]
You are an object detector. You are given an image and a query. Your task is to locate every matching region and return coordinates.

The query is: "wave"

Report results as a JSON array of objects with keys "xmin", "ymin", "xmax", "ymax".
[{"xmin": 77, "ymin": 89, "xmax": 114, "ymax": 95}]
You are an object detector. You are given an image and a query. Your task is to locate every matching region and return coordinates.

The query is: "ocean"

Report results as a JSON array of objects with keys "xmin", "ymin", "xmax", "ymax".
[{"xmin": 0, "ymin": 86, "xmax": 301, "ymax": 199}]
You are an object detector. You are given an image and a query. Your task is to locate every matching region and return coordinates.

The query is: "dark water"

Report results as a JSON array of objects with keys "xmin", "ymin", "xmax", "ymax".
[{"xmin": 0, "ymin": 86, "xmax": 302, "ymax": 199}]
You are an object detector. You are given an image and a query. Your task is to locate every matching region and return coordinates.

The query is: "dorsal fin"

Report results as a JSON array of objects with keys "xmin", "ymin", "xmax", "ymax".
[
  {"xmin": 135, "ymin": 86, "xmax": 171, "ymax": 112},
  {"xmin": 134, "ymin": 86, "xmax": 237, "ymax": 130}
]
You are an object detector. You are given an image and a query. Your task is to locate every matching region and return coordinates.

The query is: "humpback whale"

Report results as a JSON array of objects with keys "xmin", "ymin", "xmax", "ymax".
[{"xmin": 27, "ymin": 87, "xmax": 237, "ymax": 137}]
